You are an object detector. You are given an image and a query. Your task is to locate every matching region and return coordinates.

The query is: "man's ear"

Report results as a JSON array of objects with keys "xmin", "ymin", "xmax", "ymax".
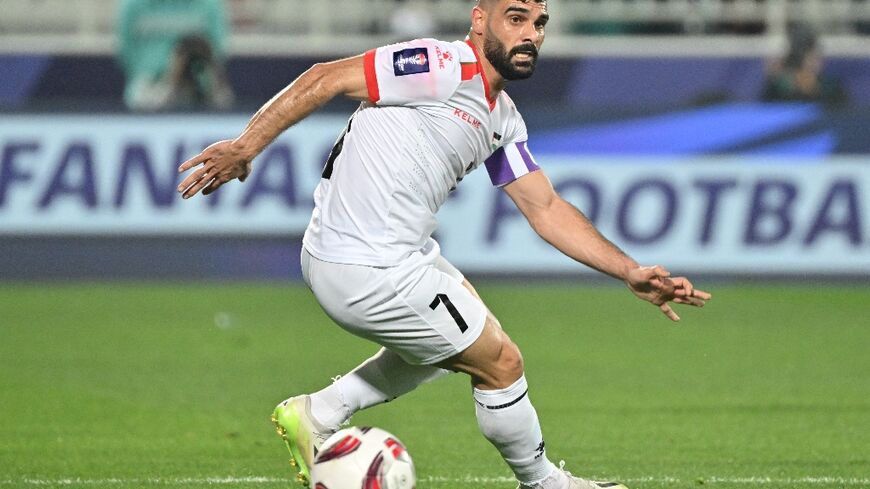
[{"xmin": 471, "ymin": 5, "xmax": 486, "ymax": 36}]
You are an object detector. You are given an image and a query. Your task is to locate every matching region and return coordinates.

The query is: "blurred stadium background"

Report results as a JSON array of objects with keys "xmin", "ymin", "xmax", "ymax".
[
  {"xmin": 1, "ymin": 1, "xmax": 869, "ymax": 488},
  {"xmin": 2, "ymin": 0, "xmax": 870, "ymax": 279}
]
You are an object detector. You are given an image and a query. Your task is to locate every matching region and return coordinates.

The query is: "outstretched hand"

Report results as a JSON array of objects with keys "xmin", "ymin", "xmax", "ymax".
[
  {"xmin": 625, "ymin": 265, "xmax": 712, "ymax": 321},
  {"xmin": 177, "ymin": 140, "xmax": 252, "ymax": 199}
]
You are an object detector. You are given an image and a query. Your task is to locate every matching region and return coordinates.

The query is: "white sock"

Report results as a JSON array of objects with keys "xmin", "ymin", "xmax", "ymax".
[
  {"xmin": 474, "ymin": 375, "xmax": 557, "ymax": 486},
  {"xmin": 308, "ymin": 347, "xmax": 451, "ymax": 431}
]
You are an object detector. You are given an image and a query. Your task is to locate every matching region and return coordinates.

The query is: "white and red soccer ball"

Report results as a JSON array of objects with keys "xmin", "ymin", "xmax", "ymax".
[{"xmin": 310, "ymin": 426, "xmax": 416, "ymax": 489}]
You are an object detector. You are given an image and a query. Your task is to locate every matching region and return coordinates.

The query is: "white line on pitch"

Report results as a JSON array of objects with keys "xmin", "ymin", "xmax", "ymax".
[
  {"xmin": 0, "ymin": 476, "xmax": 868, "ymax": 486},
  {"xmin": 424, "ymin": 476, "xmax": 870, "ymax": 485}
]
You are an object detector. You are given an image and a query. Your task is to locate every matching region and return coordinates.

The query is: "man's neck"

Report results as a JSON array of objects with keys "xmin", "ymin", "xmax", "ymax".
[{"xmin": 467, "ymin": 36, "xmax": 506, "ymax": 97}]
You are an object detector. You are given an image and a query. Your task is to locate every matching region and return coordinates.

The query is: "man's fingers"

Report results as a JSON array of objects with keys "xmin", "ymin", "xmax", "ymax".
[
  {"xmin": 178, "ymin": 152, "xmax": 208, "ymax": 173},
  {"xmin": 675, "ymin": 287, "xmax": 713, "ymax": 301},
  {"xmin": 670, "ymin": 277, "xmax": 694, "ymax": 296},
  {"xmin": 179, "ymin": 140, "xmax": 230, "ymax": 173},
  {"xmin": 178, "ymin": 165, "xmax": 211, "ymax": 195},
  {"xmin": 691, "ymin": 289, "xmax": 713, "ymax": 300},
  {"xmin": 202, "ymin": 177, "xmax": 226, "ymax": 195},
  {"xmin": 660, "ymin": 303, "xmax": 680, "ymax": 322},
  {"xmin": 664, "ymin": 277, "xmax": 714, "ymax": 301},
  {"xmin": 637, "ymin": 265, "xmax": 673, "ymax": 293},
  {"xmin": 631, "ymin": 265, "xmax": 710, "ymax": 320},
  {"xmin": 181, "ymin": 169, "xmax": 215, "ymax": 199},
  {"xmin": 183, "ymin": 177, "xmax": 213, "ymax": 199},
  {"xmin": 673, "ymin": 296, "xmax": 706, "ymax": 307}
]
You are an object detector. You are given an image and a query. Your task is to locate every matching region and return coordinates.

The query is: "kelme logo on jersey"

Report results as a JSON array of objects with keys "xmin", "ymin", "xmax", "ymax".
[
  {"xmin": 434, "ymin": 46, "xmax": 453, "ymax": 69},
  {"xmin": 393, "ymin": 48, "xmax": 430, "ymax": 76}
]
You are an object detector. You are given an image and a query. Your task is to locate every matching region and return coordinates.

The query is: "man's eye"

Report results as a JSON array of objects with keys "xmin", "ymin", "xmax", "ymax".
[{"xmin": 510, "ymin": 16, "xmax": 522, "ymax": 23}]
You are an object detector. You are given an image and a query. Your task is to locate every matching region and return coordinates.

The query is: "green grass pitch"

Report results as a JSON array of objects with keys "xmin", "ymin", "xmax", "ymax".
[{"xmin": 1, "ymin": 283, "xmax": 868, "ymax": 488}]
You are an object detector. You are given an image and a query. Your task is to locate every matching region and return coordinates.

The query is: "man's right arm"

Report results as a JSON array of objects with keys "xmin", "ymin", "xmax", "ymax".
[
  {"xmin": 235, "ymin": 55, "xmax": 368, "ymax": 158},
  {"xmin": 177, "ymin": 55, "xmax": 368, "ymax": 199}
]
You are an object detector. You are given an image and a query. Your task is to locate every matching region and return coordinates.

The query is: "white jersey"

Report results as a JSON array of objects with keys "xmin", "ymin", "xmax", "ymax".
[{"xmin": 303, "ymin": 38, "xmax": 541, "ymax": 266}]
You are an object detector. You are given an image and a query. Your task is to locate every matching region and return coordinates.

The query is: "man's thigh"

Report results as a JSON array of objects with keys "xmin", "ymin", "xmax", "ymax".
[{"xmin": 303, "ymin": 248, "xmax": 488, "ymax": 366}]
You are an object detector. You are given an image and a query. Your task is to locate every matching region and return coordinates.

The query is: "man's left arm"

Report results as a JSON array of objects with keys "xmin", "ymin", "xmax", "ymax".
[{"xmin": 503, "ymin": 170, "xmax": 711, "ymax": 321}]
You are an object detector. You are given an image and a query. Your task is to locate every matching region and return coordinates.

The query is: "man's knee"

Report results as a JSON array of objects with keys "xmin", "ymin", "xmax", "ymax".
[
  {"xmin": 494, "ymin": 336, "xmax": 524, "ymax": 386},
  {"xmin": 439, "ymin": 313, "xmax": 524, "ymax": 389},
  {"xmin": 484, "ymin": 316, "xmax": 524, "ymax": 388}
]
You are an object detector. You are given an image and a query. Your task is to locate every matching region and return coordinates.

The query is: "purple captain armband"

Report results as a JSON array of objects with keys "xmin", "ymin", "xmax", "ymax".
[{"xmin": 484, "ymin": 141, "xmax": 541, "ymax": 187}]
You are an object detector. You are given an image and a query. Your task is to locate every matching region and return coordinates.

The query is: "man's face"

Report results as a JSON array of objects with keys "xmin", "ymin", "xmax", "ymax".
[{"xmin": 482, "ymin": 0, "xmax": 549, "ymax": 81}]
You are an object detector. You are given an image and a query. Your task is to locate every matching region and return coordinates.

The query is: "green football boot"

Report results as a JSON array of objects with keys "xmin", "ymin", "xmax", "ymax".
[{"xmin": 271, "ymin": 395, "xmax": 333, "ymax": 487}]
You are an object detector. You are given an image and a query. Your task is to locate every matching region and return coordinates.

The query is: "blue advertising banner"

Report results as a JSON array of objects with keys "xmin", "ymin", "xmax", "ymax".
[
  {"xmin": 2, "ymin": 114, "xmax": 868, "ymax": 274},
  {"xmin": 0, "ymin": 114, "xmax": 345, "ymax": 235},
  {"xmin": 437, "ymin": 158, "xmax": 870, "ymax": 274}
]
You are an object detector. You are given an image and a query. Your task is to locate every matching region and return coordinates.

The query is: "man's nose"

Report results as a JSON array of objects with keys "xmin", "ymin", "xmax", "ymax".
[{"xmin": 522, "ymin": 21, "xmax": 540, "ymax": 45}]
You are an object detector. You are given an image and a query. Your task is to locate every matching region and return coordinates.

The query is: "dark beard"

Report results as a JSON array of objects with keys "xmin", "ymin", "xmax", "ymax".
[{"xmin": 483, "ymin": 36, "xmax": 538, "ymax": 81}]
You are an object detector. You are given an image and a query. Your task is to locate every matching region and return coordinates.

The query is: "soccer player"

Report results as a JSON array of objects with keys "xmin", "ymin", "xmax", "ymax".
[{"xmin": 177, "ymin": 1, "xmax": 712, "ymax": 487}]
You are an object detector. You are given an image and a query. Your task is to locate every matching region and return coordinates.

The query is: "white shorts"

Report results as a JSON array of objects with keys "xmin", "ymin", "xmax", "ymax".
[{"xmin": 301, "ymin": 239, "xmax": 487, "ymax": 365}]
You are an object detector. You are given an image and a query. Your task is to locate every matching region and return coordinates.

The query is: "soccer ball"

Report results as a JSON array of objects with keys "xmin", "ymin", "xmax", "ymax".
[{"xmin": 310, "ymin": 426, "xmax": 416, "ymax": 489}]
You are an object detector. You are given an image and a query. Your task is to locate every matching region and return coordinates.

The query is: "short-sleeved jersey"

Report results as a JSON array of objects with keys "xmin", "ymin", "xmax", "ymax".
[{"xmin": 303, "ymin": 38, "xmax": 541, "ymax": 266}]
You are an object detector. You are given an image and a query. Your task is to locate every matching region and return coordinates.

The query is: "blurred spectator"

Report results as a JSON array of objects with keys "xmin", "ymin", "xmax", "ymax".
[
  {"xmin": 117, "ymin": 0, "xmax": 234, "ymax": 111},
  {"xmin": 762, "ymin": 25, "xmax": 846, "ymax": 106}
]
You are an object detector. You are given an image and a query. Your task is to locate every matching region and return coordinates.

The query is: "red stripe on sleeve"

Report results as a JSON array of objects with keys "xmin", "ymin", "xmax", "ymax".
[{"xmin": 364, "ymin": 49, "xmax": 380, "ymax": 104}]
